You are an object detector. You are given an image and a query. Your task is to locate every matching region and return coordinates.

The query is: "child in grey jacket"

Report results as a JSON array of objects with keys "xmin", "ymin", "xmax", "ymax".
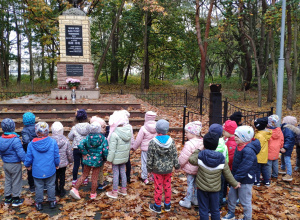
[
  {"xmin": 51, "ymin": 122, "xmax": 73, "ymax": 197},
  {"xmin": 68, "ymin": 109, "xmax": 90, "ymax": 186}
]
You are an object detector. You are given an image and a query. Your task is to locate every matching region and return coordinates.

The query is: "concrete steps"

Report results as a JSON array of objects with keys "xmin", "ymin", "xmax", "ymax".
[{"xmin": 0, "ymin": 110, "xmax": 145, "ymax": 120}]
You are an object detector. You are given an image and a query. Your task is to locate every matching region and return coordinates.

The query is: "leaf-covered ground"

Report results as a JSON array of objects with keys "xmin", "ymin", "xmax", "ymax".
[{"xmin": 0, "ymin": 91, "xmax": 300, "ymax": 219}]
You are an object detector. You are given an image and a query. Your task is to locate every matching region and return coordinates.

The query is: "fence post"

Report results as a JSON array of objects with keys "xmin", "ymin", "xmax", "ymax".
[
  {"xmin": 182, "ymin": 106, "xmax": 187, "ymax": 145},
  {"xmin": 185, "ymin": 89, "xmax": 188, "ymax": 106},
  {"xmin": 223, "ymin": 98, "xmax": 228, "ymax": 124},
  {"xmin": 270, "ymin": 107, "xmax": 274, "ymax": 116}
]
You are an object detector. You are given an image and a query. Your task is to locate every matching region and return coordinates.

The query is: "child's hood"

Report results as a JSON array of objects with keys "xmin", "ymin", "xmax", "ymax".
[
  {"xmin": 269, "ymin": 127, "xmax": 282, "ymax": 140},
  {"xmin": 153, "ymin": 135, "xmax": 173, "ymax": 152},
  {"xmin": 0, "ymin": 137, "xmax": 16, "ymax": 152},
  {"xmin": 88, "ymin": 133, "xmax": 105, "ymax": 147},
  {"xmin": 51, "ymin": 135, "xmax": 67, "ymax": 149},
  {"xmin": 114, "ymin": 125, "xmax": 132, "ymax": 142},
  {"xmin": 256, "ymin": 129, "xmax": 272, "ymax": 140},
  {"xmin": 144, "ymin": 121, "xmax": 157, "ymax": 134},
  {"xmin": 283, "ymin": 124, "xmax": 300, "ymax": 136},
  {"xmin": 31, "ymin": 137, "xmax": 52, "ymax": 153},
  {"xmin": 198, "ymin": 149, "xmax": 225, "ymax": 168},
  {"xmin": 246, "ymin": 139, "xmax": 261, "ymax": 155},
  {"xmin": 74, "ymin": 123, "xmax": 90, "ymax": 136}
]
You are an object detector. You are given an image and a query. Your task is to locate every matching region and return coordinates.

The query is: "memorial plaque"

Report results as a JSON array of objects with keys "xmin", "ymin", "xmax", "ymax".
[
  {"xmin": 66, "ymin": 64, "xmax": 83, "ymax": 76},
  {"xmin": 65, "ymin": 25, "xmax": 83, "ymax": 56}
]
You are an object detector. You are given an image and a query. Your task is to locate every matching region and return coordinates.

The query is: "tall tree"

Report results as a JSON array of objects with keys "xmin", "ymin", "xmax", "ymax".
[{"xmin": 195, "ymin": 0, "xmax": 214, "ymax": 97}]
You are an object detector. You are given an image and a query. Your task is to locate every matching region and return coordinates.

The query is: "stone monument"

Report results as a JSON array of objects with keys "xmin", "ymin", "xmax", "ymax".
[{"xmin": 51, "ymin": 7, "xmax": 99, "ymax": 99}]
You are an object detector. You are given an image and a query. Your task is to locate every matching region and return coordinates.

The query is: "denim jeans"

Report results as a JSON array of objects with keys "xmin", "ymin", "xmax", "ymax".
[
  {"xmin": 255, "ymin": 163, "xmax": 269, "ymax": 184},
  {"xmin": 266, "ymin": 159, "xmax": 278, "ymax": 179},
  {"xmin": 184, "ymin": 174, "xmax": 197, "ymax": 202},
  {"xmin": 281, "ymin": 155, "xmax": 292, "ymax": 175}
]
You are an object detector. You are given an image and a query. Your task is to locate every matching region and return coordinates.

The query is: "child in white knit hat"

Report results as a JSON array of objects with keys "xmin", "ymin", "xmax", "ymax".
[
  {"xmin": 132, "ymin": 111, "xmax": 157, "ymax": 184},
  {"xmin": 222, "ymin": 126, "xmax": 260, "ymax": 220},
  {"xmin": 178, "ymin": 121, "xmax": 203, "ymax": 209},
  {"xmin": 106, "ymin": 111, "xmax": 132, "ymax": 199}
]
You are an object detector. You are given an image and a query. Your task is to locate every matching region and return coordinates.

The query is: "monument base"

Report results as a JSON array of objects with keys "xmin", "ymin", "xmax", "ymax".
[{"xmin": 51, "ymin": 88, "xmax": 100, "ymax": 100}]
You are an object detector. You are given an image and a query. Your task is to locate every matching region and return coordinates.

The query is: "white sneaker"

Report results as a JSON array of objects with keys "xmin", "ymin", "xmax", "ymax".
[
  {"xmin": 191, "ymin": 197, "xmax": 198, "ymax": 206},
  {"xmin": 179, "ymin": 199, "xmax": 191, "ymax": 209}
]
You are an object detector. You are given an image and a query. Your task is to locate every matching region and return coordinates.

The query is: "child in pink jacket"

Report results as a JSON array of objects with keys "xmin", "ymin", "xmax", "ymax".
[
  {"xmin": 178, "ymin": 121, "xmax": 203, "ymax": 208},
  {"xmin": 132, "ymin": 111, "xmax": 157, "ymax": 184}
]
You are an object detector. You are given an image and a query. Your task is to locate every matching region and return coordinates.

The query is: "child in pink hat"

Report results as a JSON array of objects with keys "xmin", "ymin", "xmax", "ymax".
[{"xmin": 132, "ymin": 111, "xmax": 157, "ymax": 184}]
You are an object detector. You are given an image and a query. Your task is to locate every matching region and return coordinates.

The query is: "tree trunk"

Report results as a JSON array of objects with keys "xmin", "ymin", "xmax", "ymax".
[
  {"xmin": 123, "ymin": 52, "xmax": 133, "ymax": 85},
  {"xmin": 41, "ymin": 43, "xmax": 45, "ymax": 80},
  {"xmin": 141, "ymin": 10, "xmax": 148, "ymax": 92},
  {"xmin": 13, "ymin": 3, "xmax": 22, "ymax": 85},
  {"xmin": 144, "ymin": 13, "xmax": 151, "ymax": 90},
  {"xmin": 238, "ymin": 0, "xmax": 261, "ymax": 106},
  {"xmin": 267, "ymin": 30, "xmax": 273, "ymax": 103},
  {"xmin": 285, "ymin": 3, "xmax": 293, "ymax": 110},
  {"xmin": 94, "ymin": 0, "xmax": 125, "ymax": 81},
  {"xmin": 196, "ymin": 0, "xmax": 214, "ymax": 97},
  {"xmin": 110, "ymin": 12, "xmax": 118, "ymax": 84}
]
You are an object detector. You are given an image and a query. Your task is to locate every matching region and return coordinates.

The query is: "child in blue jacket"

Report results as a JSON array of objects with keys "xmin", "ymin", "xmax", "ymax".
[
  {"xmin": 24, "ymin": 122, "xmax": 60, "ymax": 211},
  {"xmin": 0, "ymin": 118, "xmax": 26, "ymax": 207},
  {"xmin": 21, "ymin": 112, "xmax": 37, "ymax": 192},
  {"xmin": 222, "ymin": 126, "xmax": 261, "ymax": 220},
  {"xmin": 279, "ymin": 116, "xmax": 300, "ymax": 181}
]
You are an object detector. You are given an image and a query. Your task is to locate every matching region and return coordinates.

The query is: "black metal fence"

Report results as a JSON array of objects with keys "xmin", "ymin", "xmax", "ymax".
[
  {"xmin": 0, "ymin": 91, "xmax": 51, "ymax": 101},
  {"xmin": 223, "ymin": 98, "xmax": 274, "ymax": 125},
  {"xmin": 103, "ymin": 89, "xmax": 208, "ymax": 112},
  {"xmin": 182, "ymin": 98, "xmax": 274, "ymax": 144}
]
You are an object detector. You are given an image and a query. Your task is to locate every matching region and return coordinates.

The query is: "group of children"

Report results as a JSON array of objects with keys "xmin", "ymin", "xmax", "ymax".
[{"xmin": 0, "ymin": 109, "xmax": 300, "ymax": 220}]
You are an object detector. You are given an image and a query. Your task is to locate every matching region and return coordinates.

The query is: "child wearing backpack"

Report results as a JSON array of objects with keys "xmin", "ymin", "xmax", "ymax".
[
  {"xmin": 0, "ymin": 118, "xmax": 26, "ymax": 207},
  {"xmin": 132, "ymin": 111, "xmax": 157, "ymax": 184},
  {"xmin": 178, "ymin": 121, "xmax": 203, "ymax": 209},
  {"xmin": 21, "ymin": 112, "xmax": 37, "ymax": 192},
  {"xmin": 70, "ymin": 121, "xmax": 109, "ymax": 200},
  {"xmin": 51, "ymin": 121, "xmax": 73, "ymax": 197}
]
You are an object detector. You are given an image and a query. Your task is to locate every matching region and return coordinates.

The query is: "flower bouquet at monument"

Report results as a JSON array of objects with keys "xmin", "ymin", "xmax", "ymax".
[{"xmin": 66, "ymin": 78, "xmax": 80, "ymax": 89}]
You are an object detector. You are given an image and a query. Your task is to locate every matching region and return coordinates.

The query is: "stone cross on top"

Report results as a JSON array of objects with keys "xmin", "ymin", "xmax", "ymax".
[{"xmin": 68, "ymin": 0, "xmax": 84, "ymax": 8}]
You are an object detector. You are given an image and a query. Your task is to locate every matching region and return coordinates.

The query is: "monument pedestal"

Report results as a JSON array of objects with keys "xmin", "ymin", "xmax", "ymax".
[{"xmin": 51, "ymin": 88, "xmax": 100, "ymax": 100}]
